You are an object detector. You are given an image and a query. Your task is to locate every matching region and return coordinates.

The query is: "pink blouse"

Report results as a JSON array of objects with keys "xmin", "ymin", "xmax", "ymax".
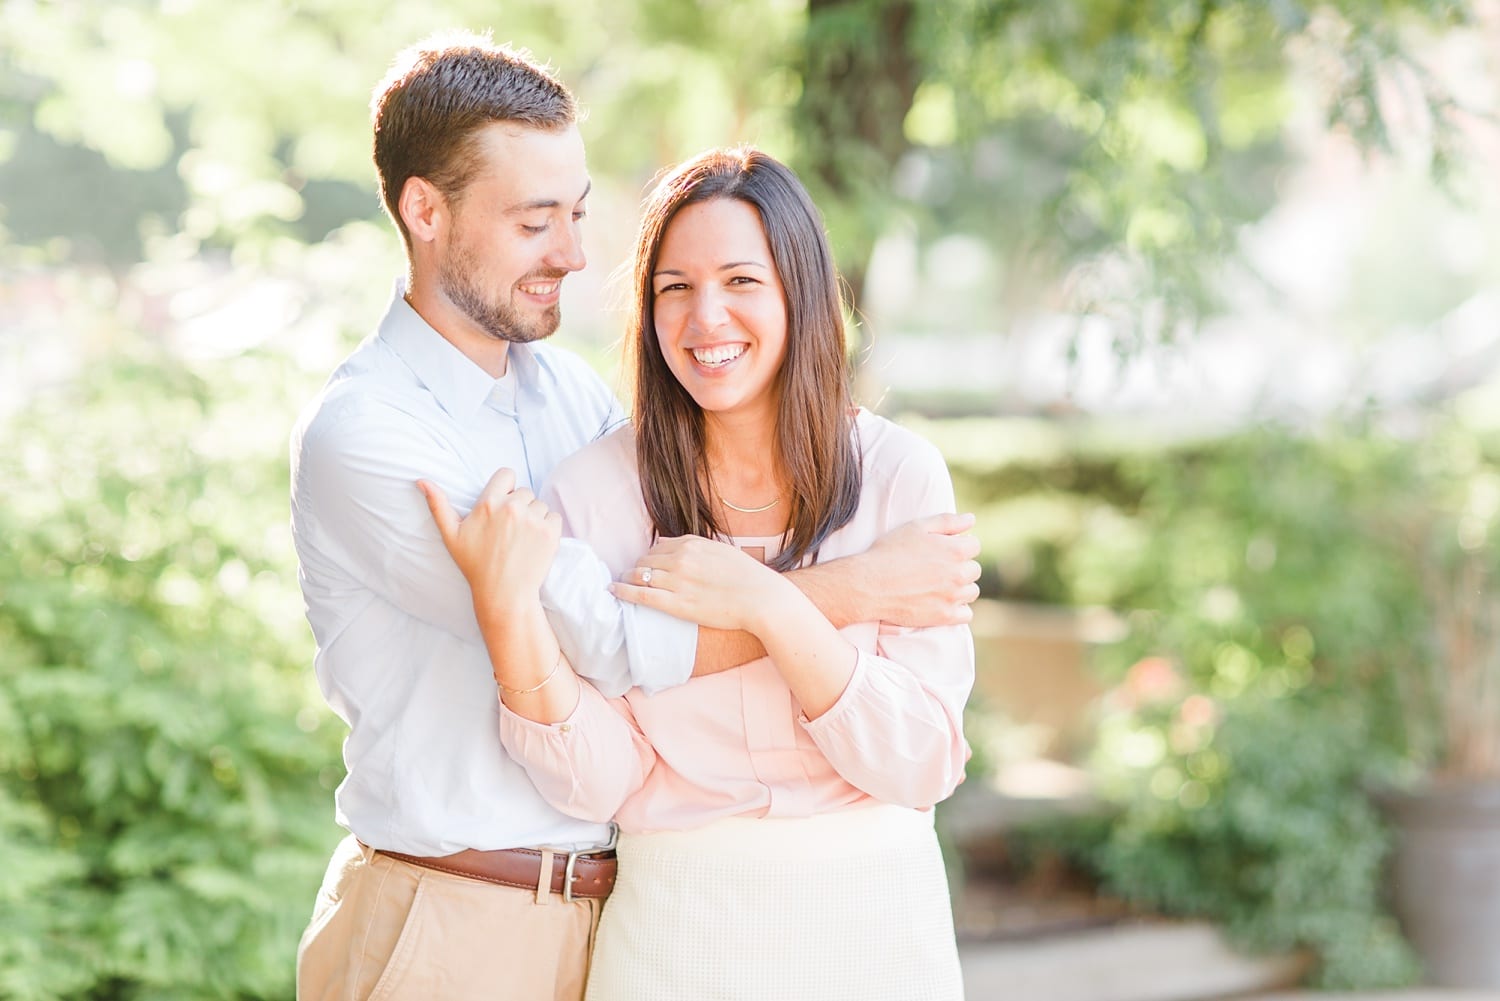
[{"xmin": 498, "ymin": 410, "xmax": 974, "ymax": 833}]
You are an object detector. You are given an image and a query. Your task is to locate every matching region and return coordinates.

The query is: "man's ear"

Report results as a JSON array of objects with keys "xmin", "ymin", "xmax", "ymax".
[{"xmin": 399, "ymin": 176, "xmax": 445, "ymax": 244}]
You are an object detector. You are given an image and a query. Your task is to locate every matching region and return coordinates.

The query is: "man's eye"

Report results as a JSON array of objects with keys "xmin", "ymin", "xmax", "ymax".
[
  {"xmin": 522, "ymin": 224, "xmax": 548, "ymax": 235},
  {"xmin": 572, "ymin": 210, "xmax": 588, "ymax": 222}
]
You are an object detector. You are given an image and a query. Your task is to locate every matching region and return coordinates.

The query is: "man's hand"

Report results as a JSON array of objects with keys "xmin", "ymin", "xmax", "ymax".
[
  {"xmin": 418, "ymin": 469, "xmax": 560, "ymax": 605},
  {"xmin": 859, "ymin": 513, "xmax": 982, "ymax": 627}
]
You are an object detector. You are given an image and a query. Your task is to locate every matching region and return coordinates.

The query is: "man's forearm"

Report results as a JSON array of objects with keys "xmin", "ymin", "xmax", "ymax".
[{"xmin": 782, "ymin": 554, "xmax": 874, "ymax": 628}]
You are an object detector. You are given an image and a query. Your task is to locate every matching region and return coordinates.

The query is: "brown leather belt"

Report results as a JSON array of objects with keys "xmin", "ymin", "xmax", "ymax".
[{"xmin": 377, "ymin": 845, "xmax": 617, "ymax": 901}]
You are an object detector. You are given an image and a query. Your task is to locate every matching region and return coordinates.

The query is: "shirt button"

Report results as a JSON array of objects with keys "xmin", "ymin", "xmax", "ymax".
[{"xmin": 557, "ymin": 723, "xmax": 572, "ymax": 733}]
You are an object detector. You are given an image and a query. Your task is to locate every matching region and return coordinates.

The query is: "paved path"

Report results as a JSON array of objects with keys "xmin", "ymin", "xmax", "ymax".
[
  {"xmin": 1245, "ymin": 995, "xmax": 1500, "ymax": 1000},
  {"xmin": 958, "ymin": 931, "xmax": 1500, "ymax": 1001}
]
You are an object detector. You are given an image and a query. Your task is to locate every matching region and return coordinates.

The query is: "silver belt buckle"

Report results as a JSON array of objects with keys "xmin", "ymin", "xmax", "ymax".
[{"xmin": 563, "ymin": 823, "xmax": 617, "ymax": 903}]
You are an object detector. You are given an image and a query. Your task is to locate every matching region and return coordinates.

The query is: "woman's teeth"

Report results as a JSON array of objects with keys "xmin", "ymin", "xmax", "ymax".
[{"xmin": 692, "ymin": 344, "xmax": 746, "ymax": 367}]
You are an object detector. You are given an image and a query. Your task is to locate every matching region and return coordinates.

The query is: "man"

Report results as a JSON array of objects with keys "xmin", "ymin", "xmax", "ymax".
[{"xmin": 290, "ymin": 31, "xmax": 981, "ymax": 1001}]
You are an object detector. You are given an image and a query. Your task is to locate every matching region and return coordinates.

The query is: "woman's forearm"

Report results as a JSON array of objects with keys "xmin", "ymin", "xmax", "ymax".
[
  {"xmin": 747, "ymin": 578, "xmax": 859, "ymax": 719},
  {"xmin": 475, "ymin": 593, "xmax": 582, "ymax": 723}
]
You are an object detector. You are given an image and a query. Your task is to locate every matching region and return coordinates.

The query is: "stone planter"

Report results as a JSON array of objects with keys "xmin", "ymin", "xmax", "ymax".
[
  {"xmin": 969, "ymin": 600, "xmax": 1124, "ymax": 761},
  {"xmin": 1377, "ymin": 779, "xmax": 1500, "ymax": 988}
]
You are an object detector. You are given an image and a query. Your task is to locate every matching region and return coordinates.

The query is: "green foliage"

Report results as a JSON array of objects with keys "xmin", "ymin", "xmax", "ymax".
[
  {"xmin": 0, "ymin": 0, "xmax": 800, "ymax": 265},
  {"xmin": 1006, "ymin": 700, "xmax": 1423, "ymax": 985},
  {"xmin": 1073, "ymin": 422, "xmax": 1500, "ymax": 772},
  {"xmin": 798, "ymin": 0, "xmax": 1474, "ymax": 339},
  {"xmin": 1095, "ymin": 699, "xmax": 1420, "ymax": 987},
  {"xmin": 995, "ymin": 418, "xmax": 1500, "ymax": 986},
  {"xmin": 0, "ymin": 334, "xmax": 343, "ymax": 999},
  {"xmin": 0, "ymin": 0, "xmax": 1475, "ymax": 337},
  {"xmin": 1075, "ymin": 428, "xmax": 1428, "ymax": 702}
]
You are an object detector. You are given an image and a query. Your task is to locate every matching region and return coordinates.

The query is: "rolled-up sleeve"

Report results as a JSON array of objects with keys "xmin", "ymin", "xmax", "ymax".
[
  {"xmin": 539, "ymin": 452, "xmax": 697, "ymax": 698},
  {"xmin": 540, "ymin": 541, "xmax": 695, "ymax": 698},
  {"xmin": 498, "ymin": 684, "xmax": 656, "ymax": 823}
]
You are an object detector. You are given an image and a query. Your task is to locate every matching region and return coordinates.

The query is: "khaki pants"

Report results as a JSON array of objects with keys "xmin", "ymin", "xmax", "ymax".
[{"xmin": 297, "ymin": 836, "xmax": 601, "ymax": 1001}]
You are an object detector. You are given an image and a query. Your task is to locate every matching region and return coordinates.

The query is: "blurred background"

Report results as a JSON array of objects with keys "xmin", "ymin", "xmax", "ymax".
[{"xmin": 3, "ymin": 1, "xmax": 1500, "ymax": 998}]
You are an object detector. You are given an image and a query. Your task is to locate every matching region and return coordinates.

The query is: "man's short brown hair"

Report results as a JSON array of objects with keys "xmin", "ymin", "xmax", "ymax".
[{"xmin": 370, "ymin": 30, "xmax": 578, "ymax": 249}]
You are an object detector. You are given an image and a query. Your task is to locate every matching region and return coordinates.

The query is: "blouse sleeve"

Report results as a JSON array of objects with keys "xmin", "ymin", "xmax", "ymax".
[
  {"xmin": 797, "ymin": 432, "xmax": 974, "ymax": 808},
  {"xmin": 498, "ymin": 685, "xmax": 657, "ymax": 824}
]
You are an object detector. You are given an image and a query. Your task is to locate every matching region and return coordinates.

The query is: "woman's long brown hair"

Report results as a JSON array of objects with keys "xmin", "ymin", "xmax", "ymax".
[{"xmin": 626, "ymin": 147, "xmax": 861, "ymax": 572}]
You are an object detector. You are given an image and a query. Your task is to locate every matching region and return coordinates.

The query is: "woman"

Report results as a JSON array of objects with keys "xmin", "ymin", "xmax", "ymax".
[{"xmin": 437, "ymin": 147, "xmax": 971, "ymax": 1000}]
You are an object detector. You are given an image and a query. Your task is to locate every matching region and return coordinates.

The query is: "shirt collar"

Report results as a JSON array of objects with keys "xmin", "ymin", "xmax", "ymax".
[
  {"xmin": 505, "ymin": 338, "xmax": 554, "ymax": 407},
  {"xmin": 376, "ymin": 278, "xmax": 509, "ymax": 423}
]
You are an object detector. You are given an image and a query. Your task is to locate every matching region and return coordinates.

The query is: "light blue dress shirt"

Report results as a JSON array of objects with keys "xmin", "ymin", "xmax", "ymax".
[{"xmin": 290, "ymin": 283, "xmax": 694, "ymax": 854}]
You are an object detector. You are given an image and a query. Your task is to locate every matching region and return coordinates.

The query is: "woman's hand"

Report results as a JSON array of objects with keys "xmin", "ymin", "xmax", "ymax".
[
  {"xmin": 610, "ymin": 535, "xmax": 797, "ymax": 634},
  {"xmin": 418, "ymin": 468, "xmax": 560, "ymax": 607}
]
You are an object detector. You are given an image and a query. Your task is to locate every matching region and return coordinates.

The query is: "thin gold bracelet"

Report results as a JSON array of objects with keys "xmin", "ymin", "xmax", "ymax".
[{"xmin": 497, "ymin": 649, "xmax": 563, "ymax": 696}]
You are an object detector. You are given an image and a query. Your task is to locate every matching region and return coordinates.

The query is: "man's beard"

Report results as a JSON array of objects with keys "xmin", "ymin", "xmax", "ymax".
[{"xmin": 440, "ymin": 242, "xmax": 562, "ymax": 345}]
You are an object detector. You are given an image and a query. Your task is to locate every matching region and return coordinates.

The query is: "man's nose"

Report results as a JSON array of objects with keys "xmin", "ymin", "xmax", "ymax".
[{"xmin": 547, "ymin": 219, "xmax": 586, "ymax": 272}]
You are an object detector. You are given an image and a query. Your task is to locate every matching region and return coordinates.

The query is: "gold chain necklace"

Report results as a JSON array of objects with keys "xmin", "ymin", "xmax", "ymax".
[{"xmin": 720, "ymin": 494, "xmax": 780, "ymax": 514}]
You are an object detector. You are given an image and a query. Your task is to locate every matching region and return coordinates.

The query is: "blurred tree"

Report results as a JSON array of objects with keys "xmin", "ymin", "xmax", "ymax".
[
  {"xmin": 0, "ymin": 0, "xmax": 1475, "ymax": 327},
  {"xmin": 794, "ymin": 0, "xmax": 1476, "ymax": 353},
  {"xmin": 0, "ymin": 0, "xmax": 801, "ymax": 266}
]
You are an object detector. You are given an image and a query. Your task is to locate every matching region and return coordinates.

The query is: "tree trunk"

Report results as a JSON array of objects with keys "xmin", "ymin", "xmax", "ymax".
[{"xmin": 794, "ymin": 0, "xmax": 920, "ymax": 393}]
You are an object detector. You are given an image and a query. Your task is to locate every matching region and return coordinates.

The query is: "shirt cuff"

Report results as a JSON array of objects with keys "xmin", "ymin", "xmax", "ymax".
[
  {"xmin": 497, "ymin": 697, "xmax": 583, "ymax": 734},
  {"xmin": 624, "ymin": 603, "xmax": 696, "ymax": 695}
]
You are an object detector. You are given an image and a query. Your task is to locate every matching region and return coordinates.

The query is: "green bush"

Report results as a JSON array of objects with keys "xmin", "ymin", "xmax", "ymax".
[
  {"xmin": 989, "ymin": 423, "xmax": 1500, "ymax": 987},
  {"xmin": 1095, "ymin": 698, "xmax": 1420, "ymax": 986},
  {"xmin": 1, "ymin": 342, "xmax": 342, "ymax": 1000}
]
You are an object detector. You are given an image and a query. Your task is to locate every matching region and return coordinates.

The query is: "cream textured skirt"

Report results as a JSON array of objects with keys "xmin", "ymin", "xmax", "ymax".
[{"xmin": 584, "ymin": 804, "xmax": 964, "ymax": 1001}]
